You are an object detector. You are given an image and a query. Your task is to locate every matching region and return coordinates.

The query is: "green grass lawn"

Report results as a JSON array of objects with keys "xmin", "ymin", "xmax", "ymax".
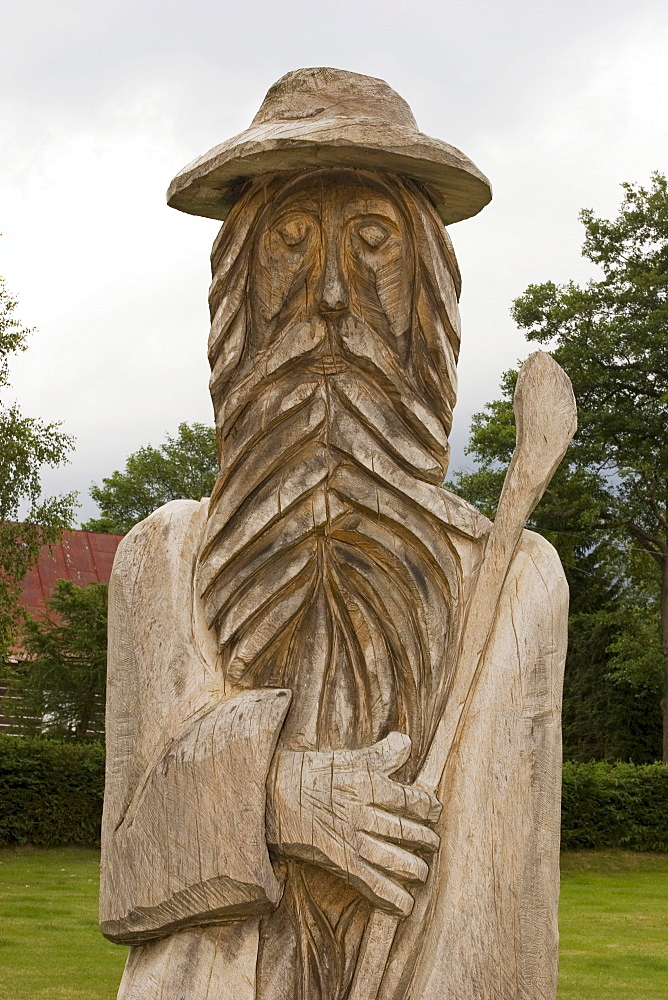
[
  {"xmin": 0, "ymin": 848, "xmax": 125, "ymax": 999},
  {"xmin": 0, "ymin": 848, "xmax": 666, "ymax": 999},
  {"xmin": 558, "ymin": 851, "xmax": 668, "ymax": 999}
]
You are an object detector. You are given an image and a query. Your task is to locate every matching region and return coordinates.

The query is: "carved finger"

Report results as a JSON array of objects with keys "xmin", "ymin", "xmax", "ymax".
[
  {"xmin": 412, "ymin": 781, "xmax": 442, "ymax": 824},
  {"xmin": 369, "ymin": 772, "xmax": 440, "ymax": 823},
  {"xmin": 361, "ymin": 731, "xmax": 412, "ymax": 775},
  {"xmin": 361, "ymin": 808, "xmax": 440, "ymax": 853},
  {"xmin": 357, "ymin": 832, "xmax": 429, "ymax": 883},
  {"xmin": 345, "ymin": 857, "xmax": 415, "ymax": 918}
]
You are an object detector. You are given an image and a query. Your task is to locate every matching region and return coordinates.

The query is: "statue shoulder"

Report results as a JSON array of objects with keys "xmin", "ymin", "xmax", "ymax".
[
  {"xmin": 518, "ymin": 528, "xmax": 564, "ymax": 570},
  {"xmin": 107, "ymin": 498, "xmax": 218, "ymax": 676},
  {"xmin": 111, "ymin": 498, "xmax": 209, "ymax": 586},
  {"xmin": 514, "ymin": 527, "xmax": 568, "ymax": 603}
]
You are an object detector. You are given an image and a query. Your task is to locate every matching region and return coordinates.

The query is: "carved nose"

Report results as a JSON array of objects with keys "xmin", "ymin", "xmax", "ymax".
[{"xmin": 318, "ymin": 246, "xmax": 348, "ymax": 313}]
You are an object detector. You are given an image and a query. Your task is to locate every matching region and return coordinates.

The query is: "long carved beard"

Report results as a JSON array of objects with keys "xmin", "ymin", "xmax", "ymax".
[
  {"xmin": 196, "ymin": 171, "xmax": 465, "ymax": 777},
  {"xmin": 195, "ymin": 172, "xmax": 465, "ymax": 1000},
  {"xmin": 198, "ymin": 310, "xmax": 461, "ymax": 773}
]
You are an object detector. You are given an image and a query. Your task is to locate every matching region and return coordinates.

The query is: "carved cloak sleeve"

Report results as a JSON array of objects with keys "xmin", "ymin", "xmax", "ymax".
[
  {"xmin": 99, "ymin": 499, "xmax": 291, "ymax": 945},
  {"xmin": 380, "ymin": 528, "xmax": 568, "ymax": 1000}
]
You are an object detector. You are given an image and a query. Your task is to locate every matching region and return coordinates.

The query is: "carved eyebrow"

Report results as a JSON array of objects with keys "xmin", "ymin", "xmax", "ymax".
[
  {"xmin": 343, "ymin": 199, "xmax": 402, "ymax": 219},
  {"xmin": 349, "ymin": 212, "xmax": 400, "ymax": 232},
  {"xmin": 270, "ymin": 201, "xmax": 320, "ymax": 221}
]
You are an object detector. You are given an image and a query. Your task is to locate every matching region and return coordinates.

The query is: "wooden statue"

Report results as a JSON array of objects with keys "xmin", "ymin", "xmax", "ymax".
[{"xmin": 99, "ymin": 67, "xmax": 576, "ymax": 1000}]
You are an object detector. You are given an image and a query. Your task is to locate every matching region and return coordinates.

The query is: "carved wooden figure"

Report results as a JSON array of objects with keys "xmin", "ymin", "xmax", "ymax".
[{"xmin": 100, "ymin": 68, "xmax": 576, "ymax": 1000}]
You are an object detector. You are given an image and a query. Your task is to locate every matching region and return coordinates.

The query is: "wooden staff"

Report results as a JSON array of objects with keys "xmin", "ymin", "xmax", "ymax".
[{"xmin": 348, "ymin": 351, "xmax": 577, "ymax": 1000}]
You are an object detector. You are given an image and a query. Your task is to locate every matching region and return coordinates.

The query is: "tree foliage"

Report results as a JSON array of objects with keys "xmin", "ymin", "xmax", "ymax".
[
  {"xmin": 0, "ymin": 276, "xmax": 76, "ymax": 659},
  {"xmin": 83, "ymin": 421, "xmax": 218, "ymax": 534},
  {"xmin": 0, "ymin": 735, "xmax": 105, "ymax": 845},
  {"xmin": 450, "ymin": 173, "xmax": 667, "ymax": 761},
  {"xmin": 1, "ymin": 580, "xmax": 107, "ymax": 741}
]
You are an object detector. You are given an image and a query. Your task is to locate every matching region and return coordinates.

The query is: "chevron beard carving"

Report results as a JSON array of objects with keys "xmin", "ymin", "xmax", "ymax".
[
  {"xmin": 195, "ymin": 169, "xmax": 466, "ymax": 999},
  {"xmin": 197, "ymin": 167, "xmax": 467, "ymax": 772}
]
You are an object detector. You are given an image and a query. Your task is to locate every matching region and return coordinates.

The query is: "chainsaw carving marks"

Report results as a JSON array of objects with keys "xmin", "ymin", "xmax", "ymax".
[
  {"xmin": 195, "ymin": 169, "xmax": 465, "ymax": 999},
  {"xmin": 197, "ymin": 170, "xmax": 463, "ymax": 772},
  {"xmin": 102, "ymin": 67, "xmax": 569, "ymax": 1000}
]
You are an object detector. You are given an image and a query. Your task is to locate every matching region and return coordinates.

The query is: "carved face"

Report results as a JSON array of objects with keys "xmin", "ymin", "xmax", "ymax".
[
  {"xmin": 249, "ymin": 172, "xmax": 413, "ymax": 352},
  {"xmin": 199, "ymin": 168, "xmax": 464, "ymax": 1000},
  {"xmin": 201, "ymin": 166, "xmax": 462, "ymax": 770}
]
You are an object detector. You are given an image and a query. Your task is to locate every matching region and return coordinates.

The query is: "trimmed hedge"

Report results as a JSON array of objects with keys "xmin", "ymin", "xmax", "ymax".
[
  {"xmin": 1, "ymin": 736, "xmax": 667, "ymax": 850},
  {"xmin": 561, "ymin": 760, "xmax": 668, "ymax": 851},
  {"xmin": 0, "ymin": 735, "xmax": 104, "ymax": 846}
]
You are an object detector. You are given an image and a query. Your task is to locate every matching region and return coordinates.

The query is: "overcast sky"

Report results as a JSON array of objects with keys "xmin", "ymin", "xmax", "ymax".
[{"xmin": 1, "ymin": 0, "xmax": 666, "ymax": 524}]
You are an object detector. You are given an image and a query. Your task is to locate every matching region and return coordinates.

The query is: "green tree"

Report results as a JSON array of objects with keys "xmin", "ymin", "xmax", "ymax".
[
  {"xmin": 2, "ymin": 580, "xmax": 107, "ymax": 740},
  {"xmin": 0, "ymin": 276, "xmax": 76, "ymax": 660},
  {"xmin": 83, "ymin": 422, "xmax": 218, "ymax": 534},
  {"xmin": 561, "ymin": 556, "xmax": 663, "ymax": 764},
  {"xmin": 450, "ymin": 173, "xmax": 667, "ymax": 760}
]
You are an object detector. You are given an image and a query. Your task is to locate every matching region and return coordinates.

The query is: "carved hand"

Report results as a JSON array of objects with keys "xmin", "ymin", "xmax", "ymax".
[{"xmin": 266, "ymin": 732, "xmax": 441, "ymax": 916}]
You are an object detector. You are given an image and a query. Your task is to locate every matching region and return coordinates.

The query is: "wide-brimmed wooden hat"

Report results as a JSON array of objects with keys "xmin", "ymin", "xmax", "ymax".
[{"xmin": 167, "ymin": 67, "xmax": 492, "ymax": 226}]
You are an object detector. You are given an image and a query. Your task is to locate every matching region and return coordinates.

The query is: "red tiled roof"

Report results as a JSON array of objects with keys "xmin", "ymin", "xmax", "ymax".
[{"xmin": 18, "ymin": 529, "xmax": 123, "ymax": 618}]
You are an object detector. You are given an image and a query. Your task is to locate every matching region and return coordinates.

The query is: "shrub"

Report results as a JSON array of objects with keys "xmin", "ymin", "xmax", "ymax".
[
  {"xmin": 0, "ymin": 734, "xmax": 104, "ymax": 846},
  {"xmin": 1, "ymin": 737, "xmax": 667, "ymax": 850},
  {"xmin": 561, "ymin": 761, "xmax": 668, "ymax": 851}
]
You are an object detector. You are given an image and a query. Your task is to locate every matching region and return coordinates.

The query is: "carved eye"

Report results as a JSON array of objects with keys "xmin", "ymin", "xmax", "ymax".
[
  {"xmin": 357, "ymin": 223, "xmax": 389, "ymax": 249},
  {"xmin": 276, "ymin": 217, "xmax": 309, "ymax": 247}
]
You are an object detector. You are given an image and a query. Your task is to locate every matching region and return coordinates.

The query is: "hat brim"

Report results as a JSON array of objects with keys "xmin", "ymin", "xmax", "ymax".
[{"xmin": 166, "ymin": 118, "xmax": 492, "ymax": 226}]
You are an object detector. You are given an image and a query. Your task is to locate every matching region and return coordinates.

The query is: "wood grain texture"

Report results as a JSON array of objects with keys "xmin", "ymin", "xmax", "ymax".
[
  {"xmin": 166, "ymin": 67, "xmax": 492, "ymax": 226},
  {"xmin": 193, "ymin": 168, "xmax": 479, "ymax": 1000},
  {"xmin": 99, "ymin": 500, "xmax": 292, "ymax": 945},
  {"xmin": 382, "ymin": 531, "xmax": 568, "ymax": 1000},
  {"xmin": 103, "ymin": 68, "xmax": 570, "ymax": 1000},
  {"xmin": 350, "ymin": 352, "xmax": 576, "ymax": 999},
  {"xmin": 198, "ymin": 169, "xmax": 467, "ymax": 774}
]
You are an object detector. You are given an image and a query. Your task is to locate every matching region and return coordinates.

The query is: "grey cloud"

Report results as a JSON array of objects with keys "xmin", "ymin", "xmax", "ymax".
[{"xmin": 1, "ymin": 0, "xmax": 667, "ymax": 525}]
